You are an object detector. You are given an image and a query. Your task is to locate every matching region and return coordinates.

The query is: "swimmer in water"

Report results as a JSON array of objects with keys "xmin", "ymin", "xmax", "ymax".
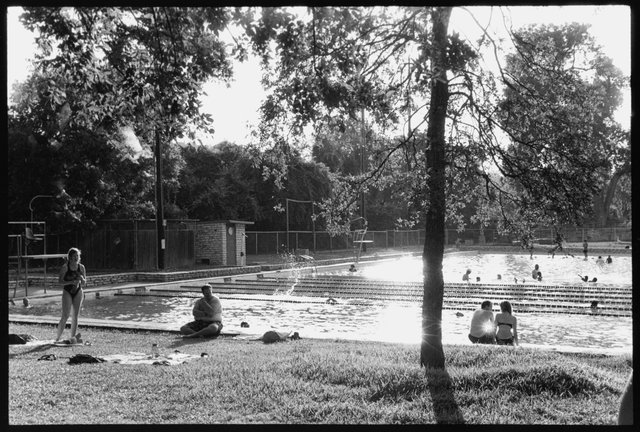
[{"xmin": 462, "ymin": 269, "xmax": 472, "ymax": 283}]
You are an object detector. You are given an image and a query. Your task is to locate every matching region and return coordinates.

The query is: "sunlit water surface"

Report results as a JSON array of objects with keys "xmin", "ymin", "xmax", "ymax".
[{"xmin": 339, "ymin": 252, "xmax": 632, "ymax": 284}]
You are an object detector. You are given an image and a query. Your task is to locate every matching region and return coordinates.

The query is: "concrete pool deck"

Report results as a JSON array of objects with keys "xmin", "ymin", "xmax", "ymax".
[{"xmin": 8, "ymin": 312, "xmax": 631, "ymax": 357}]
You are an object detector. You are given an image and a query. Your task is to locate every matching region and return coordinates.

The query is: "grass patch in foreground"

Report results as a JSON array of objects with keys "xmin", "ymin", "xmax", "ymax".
[{"xmin": 8, "ymin": 323, "xmax": 631, "ymax": 424}]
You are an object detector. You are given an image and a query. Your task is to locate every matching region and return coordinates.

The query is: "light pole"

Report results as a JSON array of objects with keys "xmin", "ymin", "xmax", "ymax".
[
  {"xmin": 29, "ymin": 195, "xmax": 54, "ymax": 223},
  {"xmin": 29, "ymin": 189, "xmax": 71, "ymax": 223},
  {"xmin": 155, "ymin": 128, "xmax": 166, "ymax": 270},
  {"xmin": 360, "ymin": 108, "xmax": 367, "ymax": 252}
]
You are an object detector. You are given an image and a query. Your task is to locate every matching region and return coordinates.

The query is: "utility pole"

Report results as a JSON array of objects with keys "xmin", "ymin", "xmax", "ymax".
[
  {"xmin": 155, "ymin": 129, "xmax": 166, "ymax": 270},
  {"xmin": 407, "ymin": 59, "xmax": 412, "ymax": 135},
  {"xmin": 360, "ymin": 107, "xmax": 367, "ymax": 252}
]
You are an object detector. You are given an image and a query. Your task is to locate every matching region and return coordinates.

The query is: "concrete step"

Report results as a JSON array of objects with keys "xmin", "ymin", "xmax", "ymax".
[
  {"xmin": 192, "ymin": 279, "xmax": 633, "ymax": 297},
  {"xmin": 117, "ymin": 291, "xmax": 630, "ymax": 317}
]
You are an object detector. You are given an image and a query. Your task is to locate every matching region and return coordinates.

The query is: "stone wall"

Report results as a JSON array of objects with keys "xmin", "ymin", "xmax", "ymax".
[{"xmin": 15, "ymin": 265, "xmax": 264, "ymax": 290}]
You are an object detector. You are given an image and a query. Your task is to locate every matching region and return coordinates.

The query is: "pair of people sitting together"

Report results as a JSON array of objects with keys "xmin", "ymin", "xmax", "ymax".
[{"xmin": 468, "ymin": 300, "xmax": 518, "ymax": 346}]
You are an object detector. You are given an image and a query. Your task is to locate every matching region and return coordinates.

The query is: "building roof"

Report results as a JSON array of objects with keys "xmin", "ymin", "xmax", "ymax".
[{"xmin": 202, "ymin": 220, "xmax": 255, "ymax": 225}]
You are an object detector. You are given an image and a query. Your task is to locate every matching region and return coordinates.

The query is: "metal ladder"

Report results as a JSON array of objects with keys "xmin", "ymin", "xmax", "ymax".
[{"xmin": 353, "ymin": 228, "xmax": 368, "ymax": 265}]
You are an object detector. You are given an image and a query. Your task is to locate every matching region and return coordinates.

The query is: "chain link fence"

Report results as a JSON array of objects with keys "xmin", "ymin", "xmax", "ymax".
[{"xmin": 246, "ymin": 225, "xmax": 632, "ymax": 255}]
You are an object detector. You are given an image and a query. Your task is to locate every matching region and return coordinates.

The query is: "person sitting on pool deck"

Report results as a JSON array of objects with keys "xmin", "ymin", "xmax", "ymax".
[
  {"xmin": 468, "ymin": 300, "xmax": 495, "ymax": 344},
  {"xmin": 494, "ymin": 300, "xmax": 519, "ymax": 346},
  {"xmin": 180, "ymin": 284, "xmax": 223, "ymax": 338}
]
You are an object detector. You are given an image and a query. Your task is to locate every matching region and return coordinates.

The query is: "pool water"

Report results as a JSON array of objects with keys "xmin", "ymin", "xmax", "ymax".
[
  {"xmin": 11, "ymin": 251, "xmax": 631, "ymax": 353},
  {"xmin": 340, "ymin": 253, "xmax": 632, "ymax": 284},
  {"xmin": 13, "ymin": 293, "xmax": 632, "ymax": 353}
]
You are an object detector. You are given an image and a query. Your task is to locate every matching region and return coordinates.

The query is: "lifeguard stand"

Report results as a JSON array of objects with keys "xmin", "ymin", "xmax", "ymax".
[
  {"xmin": 351, "ymin": 217, "xmax": 372, "ymax": 266},
  {"xmin": 8, "ymin": 221, "xmax": 46, "ymax": 254},
  {"xmin": 7, "ymin": 221, "xmax": 66, "ymax": 297}
]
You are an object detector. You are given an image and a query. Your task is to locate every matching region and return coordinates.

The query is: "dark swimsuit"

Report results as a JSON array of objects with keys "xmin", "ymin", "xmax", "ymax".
[
  {"xmin": 496, "ymin": 321, "xmax": 514, "ymax": 345},
  {"xmin": 63, "ymin": 264, "xmax": 83, "ymax": 299}
]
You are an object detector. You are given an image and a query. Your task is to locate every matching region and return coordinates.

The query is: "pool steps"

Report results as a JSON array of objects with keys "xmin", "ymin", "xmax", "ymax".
[{"xmin": 161, "ymin": 275, "xmax": 631, "ymax": 317}]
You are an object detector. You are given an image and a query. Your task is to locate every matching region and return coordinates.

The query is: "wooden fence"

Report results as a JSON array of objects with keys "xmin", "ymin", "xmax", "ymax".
[{"xmin": 45, "ymin": 228, "xmax": 194, "ymax": 271}]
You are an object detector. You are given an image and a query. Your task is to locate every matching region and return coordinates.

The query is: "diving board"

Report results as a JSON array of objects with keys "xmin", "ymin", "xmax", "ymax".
[{"xmin": 8, "ymin": 254, "xmax": 67, "ymax": 296}]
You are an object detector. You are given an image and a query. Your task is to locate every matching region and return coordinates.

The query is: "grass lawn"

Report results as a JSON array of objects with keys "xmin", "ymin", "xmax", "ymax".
[{"xmin": 8, "ymin": 323, "xmax": 631, "ymax": 425}]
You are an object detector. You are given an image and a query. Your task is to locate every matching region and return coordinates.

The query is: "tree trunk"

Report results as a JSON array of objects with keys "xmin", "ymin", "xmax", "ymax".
[
  {"xmin": 593, "ymin": 167, "xmax": 630, "ymax": 226},
  {"xmin": 420, "ymin": 7, "xmax": 451, "ymax": 370}
]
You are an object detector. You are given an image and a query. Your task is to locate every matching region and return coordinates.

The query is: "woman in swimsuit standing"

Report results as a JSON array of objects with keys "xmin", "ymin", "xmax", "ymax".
[
  {"xmin": 494, "ymin": 300, "xmax": 519, "ymax": 346},
  {"xmin": 55, "ymin": 247, "xmax": 86, "ymax": 342}
]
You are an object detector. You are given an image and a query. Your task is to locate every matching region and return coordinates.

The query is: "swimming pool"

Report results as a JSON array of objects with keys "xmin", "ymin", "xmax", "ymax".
[
  {"xmin": 335, "ymin": 252, "xmax": 632, "ymax": 285},
  {"xmin": 12, "ymin": 291, "xmax": 632, "ymax": 353},
  {"xmin": 10, "ymin": 250, "xmax": 631, "ymax": 353}
]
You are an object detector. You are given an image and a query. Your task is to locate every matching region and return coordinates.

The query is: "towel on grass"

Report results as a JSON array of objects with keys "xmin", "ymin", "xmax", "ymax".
[
  {"xmin": 11, "ymin": 332, "xmax": 88, "ymax": 347},
  {"xmin": 19, "ymin": 339, "xmax": 88, "ymax": 347},
  {"xmin": 10, "ymin": 339, "xmax": 73, "ymax": 348},
  {"xmin": 100, "ymin": 351, "xmax": 206, "ymax": 365}
]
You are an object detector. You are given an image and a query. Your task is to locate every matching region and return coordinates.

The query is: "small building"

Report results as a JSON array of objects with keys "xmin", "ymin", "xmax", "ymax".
[{"xmin": 195, "ymin": 220, "xmax": 254, "ymax": 266}]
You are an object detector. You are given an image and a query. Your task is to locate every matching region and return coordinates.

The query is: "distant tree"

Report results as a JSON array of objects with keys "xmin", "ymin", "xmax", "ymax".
[
  {"xmin": 591, "ymin": 130, "xmax": 630, "ymax": 226},
  {"xmin": 608, "ymin": 173, "xmax": 632, "ymax": 226},
  {"xmin": 176, "ymin": 141, "xmax": 333, "ymax": 230},
  {"xmin": 312, "ymin": 119, "xmax": 417, "ymax": 230},
  {"xmin": 177, "ymin": 142, "xmax": 261, "ymax": 221},
  {"xmin": 8, "ymin": 106, "xmax": 155, "ymax": 232},
  {"xmin": 14, "ymin": 7, "xmax": 239, "ymax": 236},
  {"xmin": 493, "ymin": 22, "xmax": 629, "ymax": 230},
  {"xmin": 312, "ymin": 119, "xmax": 363, "ymax": 175}
]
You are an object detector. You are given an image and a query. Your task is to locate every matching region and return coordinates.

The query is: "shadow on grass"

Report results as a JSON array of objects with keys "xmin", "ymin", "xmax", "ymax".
[
  {"xmin": 167, "ymin": 334, "xmax": 225, "ymax": 349},
  {"xmin": 8, "ymin": 344, "xmax": 56, "ymax": 358},
  {"xmin": 425, "ymin": 367, "xmax": 465, "ymax": 424}
]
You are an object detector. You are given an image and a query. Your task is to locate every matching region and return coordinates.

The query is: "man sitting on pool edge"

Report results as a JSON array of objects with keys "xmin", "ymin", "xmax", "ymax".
[
  {"xmin": 180, "ymin": 284, "xmax": 223, "ymax": 338},
  {"xmin": 468, "ymin": 300, "xmax": 495, "ymax": 344}
]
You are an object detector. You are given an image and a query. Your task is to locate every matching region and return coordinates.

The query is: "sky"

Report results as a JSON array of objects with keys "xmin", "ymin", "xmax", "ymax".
[{"xmin": 6, "ymin": 5, "xmax": 631, "ymax": 144}]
